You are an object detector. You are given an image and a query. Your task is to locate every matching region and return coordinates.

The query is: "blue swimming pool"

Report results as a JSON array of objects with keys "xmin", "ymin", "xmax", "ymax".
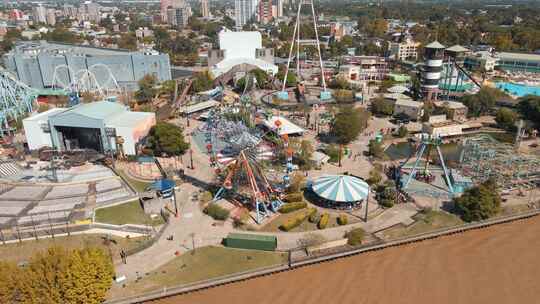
[{"xmin": 495, "ymin": 82, "xmax": 540, "ymax": 97}]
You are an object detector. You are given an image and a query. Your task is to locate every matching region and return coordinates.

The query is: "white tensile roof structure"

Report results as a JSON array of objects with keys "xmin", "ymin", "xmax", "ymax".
[
  {"xmin": 210, "ymin": 30, "xmax": 278, "ymax": 78},
  {"xmin": 263, "ymin": 116, "xmax": 306, "ymax": 136}
]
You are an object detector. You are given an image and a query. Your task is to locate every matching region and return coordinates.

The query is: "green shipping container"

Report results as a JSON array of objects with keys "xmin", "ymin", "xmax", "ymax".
[{"xmin": 224, "ymin": 233, "xmax": 277, "ymax": 251}]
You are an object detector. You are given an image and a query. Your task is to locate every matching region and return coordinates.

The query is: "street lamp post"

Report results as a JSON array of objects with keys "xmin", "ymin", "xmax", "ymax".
[{"xmin": 190, "ymin": 149, "xmax": 194, "ymax": 169}]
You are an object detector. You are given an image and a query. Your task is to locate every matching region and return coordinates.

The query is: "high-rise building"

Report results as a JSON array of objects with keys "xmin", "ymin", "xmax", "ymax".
[
  {"xmin": 160, "ymin": 0, "xmax": 171, "ymax": 22},
  {"xmin": 235, "ymin": 0, "xmax": 257, "ymax": 28},
  {"xmin": 276, "ymin": 0, "xmax": 283, "ymax": 18},
  {"xmin": 32, "ymin": 6, "xmax": 47, "ymax": 24},
  {"xmin": 46, "ymin": 9, "xmax": 56, "ymax": 26},
  {"xmin": 171, "ymin": 0, "xmax": 186, "ymax": 8},
  {"xmin": 167, "ymin": 5, "xmax": 191, "ymax": 29},
  {"xmin": 85, "ymin": 2, "xmax": 101, "ymax": 23},
  {"xmin": 258, "ymin": 0, "xmax": 272, "ymax": 24},
  {"xmin": 63, "ymin": 5, "xmax": 77, "ymax": 19},
  {"xmin": 388, "ymin": 35, "xmax": 421, "ymax": 61},
  {"xmin": 201, "ymin": 0, "xmax": 210, "ymax": 18},
  {"xmin": 10, "ymin": 9, "xmax": 24, "ymax": 21},
  {"xmin": 421, "ymin": 41, "xmax": 445, "ymax": 101}
]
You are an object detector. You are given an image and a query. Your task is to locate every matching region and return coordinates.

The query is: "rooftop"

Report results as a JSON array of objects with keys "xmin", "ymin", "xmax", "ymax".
[
  {"xmin": 65, "ymin": 101, "xmax": 127, "ymax": 120},
  {"xmin": 395, "ymin": 99, "xmax": 423, "ymax": 108},
  {"xmin": 496, "ymin": 52, "xmax": 540, "ymax": 62},
  {"xmin": 24, "ymin": 108, "xmax": 65, "ymax": 122},
  {"xmin": 425, "ymin": 41, "xmax": 445, "ymax": 49},
  {"xmin": 181, "ymin": 100, "xmax": 219, "ymax": 115},
  {"xmin": 263, "ymin": 116, "xmax": 305, "ymax": 136},
  {"xmin": 446, "ymin": 45, "xmax": 470, "ymax": 53},
  {"xmin": 106, "ymin": 111, "xmax": 155, "ymax": 128},
  {"xmin": 434, "ymin": 100, "xmax": 468, "ymax": 109},
  {"xmin": 9, "ymin": 41, "xmax": 140, "ymax": 57},
  {"xmin": 383, "ymin": 93, "xmax": 412, "ymax": 101}
]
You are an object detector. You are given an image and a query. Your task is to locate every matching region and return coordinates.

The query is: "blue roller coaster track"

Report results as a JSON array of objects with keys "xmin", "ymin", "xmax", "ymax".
[{"xmin": 0, "ymin": 69, "xmax": 37, "ymax": 137}]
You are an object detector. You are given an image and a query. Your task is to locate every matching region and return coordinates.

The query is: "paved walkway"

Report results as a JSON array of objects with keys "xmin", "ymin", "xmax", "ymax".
[{"xmin": 113, "ymin": 114, "xmax": 417, "ymax": 281}]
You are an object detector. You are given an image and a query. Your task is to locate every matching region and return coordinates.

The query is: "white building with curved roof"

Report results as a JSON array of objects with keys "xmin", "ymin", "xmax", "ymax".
[{"xmin": 208, "ymin": 30, "xmax": 278, "ymax": 79}]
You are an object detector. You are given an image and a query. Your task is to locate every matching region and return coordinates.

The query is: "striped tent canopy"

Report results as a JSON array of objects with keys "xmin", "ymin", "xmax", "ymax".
[{"xmin": 312, "ymin": 175, "xmax": 369, "ymax": 202}]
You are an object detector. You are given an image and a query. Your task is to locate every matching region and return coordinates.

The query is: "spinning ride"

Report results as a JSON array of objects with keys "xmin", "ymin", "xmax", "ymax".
[{"xmin": 202, "ymin": 109, "xmax": 285, "ymax": 223}]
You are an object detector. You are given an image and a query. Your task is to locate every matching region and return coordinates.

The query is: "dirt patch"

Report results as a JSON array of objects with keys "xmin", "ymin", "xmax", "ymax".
[{"xmin": 149, "ymin": 215, "xmax": 540, "ymax": 304}]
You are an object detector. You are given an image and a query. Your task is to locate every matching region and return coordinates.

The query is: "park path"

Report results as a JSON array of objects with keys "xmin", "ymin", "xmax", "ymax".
[{"xmin": 113, "ymin": 116, "xmax": 415, "ymax": 281}]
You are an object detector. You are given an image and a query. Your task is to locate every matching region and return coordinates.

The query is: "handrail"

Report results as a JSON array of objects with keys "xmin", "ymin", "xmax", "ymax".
[{"xmin": 105, "ymin": 207, "xmax": 540, "ymax": 304}]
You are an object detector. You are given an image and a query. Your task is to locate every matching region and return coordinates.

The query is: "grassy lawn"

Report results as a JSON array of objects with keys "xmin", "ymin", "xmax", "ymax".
[
  {"xmin": 95, "ymin": 200, "xmax": 164, "ymax": 226},
  {"xmin": 501, "ymin": 204, "xmax": 532, "ymax": 216},
  {"xmin": 260, "ymin": 208, "xmax": 359, "ymax": 232},
  {"xmin": 0, "ymin": 234, "xmax": 146, "ymax": 264},
  {"xmin": 108, "ymin": 246, "xmax": 287, "ymax": 299},
  {"xmin": 117, "ymin": 169, "xmax": 151, "ymax": 193},
  {"xmin": 381, "ymin": 210, "xmax": 464, "ymax": 240}
]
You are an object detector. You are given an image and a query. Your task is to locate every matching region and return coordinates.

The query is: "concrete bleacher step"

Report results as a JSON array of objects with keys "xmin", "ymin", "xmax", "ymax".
[{"xmin": 0, "ymin": 161, "xmax": 21, "ymax": 177}]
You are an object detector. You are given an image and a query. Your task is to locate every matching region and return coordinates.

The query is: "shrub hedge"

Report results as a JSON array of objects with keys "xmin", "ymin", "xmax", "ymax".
[
  {"xmin": 346, "ymin": 228, "xmax": 365, "ymax": 246},
  {"xmin": 309, "ymin": 211, "xmax": 320, "ymax": 223},
  {"xmin": 278, "ymin": 202, "xmax": 307, "ymax": 213},
  {"xmin": 284, "ymin": 192, "xmax": 304, "ymax": 203},
  {"xmin": 204, "ymin": 203, "xmax": 230, "ymax": 220},
  {"xmin": 280, "ymin": 212, "xmax": 308, "ymax": 231},
  {"xmin": 318, "ymin": 213, "xmax": 329, "ymax": 229},
  {"xmin": 337, "ymin": 214, "xmax": 348, "ymax": 225}
]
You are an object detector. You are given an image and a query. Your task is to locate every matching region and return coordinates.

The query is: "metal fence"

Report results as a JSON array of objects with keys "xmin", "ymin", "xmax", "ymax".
[{"xmin": 105, "ymin": 207, "xmax": 540, "ymax": 304}]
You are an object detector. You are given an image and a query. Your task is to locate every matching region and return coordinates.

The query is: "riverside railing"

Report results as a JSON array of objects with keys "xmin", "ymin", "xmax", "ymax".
[{"xmin": 105, "ymin": 206, "xmax": 540, "ymax": 304}]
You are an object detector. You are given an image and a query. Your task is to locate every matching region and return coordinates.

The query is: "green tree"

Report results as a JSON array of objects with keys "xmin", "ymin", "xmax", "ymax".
[
  {"xmin": 330, "ymin": 75, "xmax": 349, "ymax": 90},
  {"xmin": 454, "ymin": 179, "xmax": 501, "ymax": 222},
  {"xmin": 148, "ymin": 122, "xmax": 190, "ymax": 156},
  {"xmin": 118, "ymin": 33, "xmax": 138, "ymax": 51},
  {"xmin": 276, "ymin": 69, "xmax": 297, "ymax": 87},
  {"xmin": 135, "ymin": 74, "xmax": 158, "ymax": 102},
  {"xmin": 159, "ymin": 80, "xmax": 177, "ymax": 97},
  {"xmin": 495, "ymin": 108, "xmax": 518, "ymax": 131},
  {"xmin": 251, "ymin": 69, "xmax": 270, "ymax": 89},
  {"xmin": 366, "ymin": 18, "xmax": 388, "ymax": 38},
  {"xmin": 460, "ymin": 87, "xmax": 505, "ymax": 117},
  {"xmin": 298, "ymin": 139, "xmax": 314, "ymax": 170},
  {"xmin": 397, "ymin": 125, "xmax": 408, "ymax": 138},
  {"xmin": 331, "ymin": 107, "xmax": 370, "ymax": 144},
  {"xmin": 371, "ymin": 97, "xmax": 394, "ymax": 116},
  {"xmin": 0, "ymin": 247, "xmax": 113, "ymax": 304},
  {"xmin": 333, "ymin": 89, "xmax": 354, "ymax": 103},
  {"xmin": 43, "ymin": 27, "xmax": 81, "ymax": 44},
  {"xmin": 191, "ymin": 71, "xmax": 214, "ymax": 93},
  {"xmin": 517, "ymin": 95, "xmax": 540, "ymax": 129},
  {"xmin": 368, "ymin": 139, "xmax": 384, "ymax": 159},
  {"xmin": 346, "ymin": 228, "xmax": 365, "ymax": 246},
  {"xmin": 366, "ymin": 168, "xmax": 382, "ymax": 185}
]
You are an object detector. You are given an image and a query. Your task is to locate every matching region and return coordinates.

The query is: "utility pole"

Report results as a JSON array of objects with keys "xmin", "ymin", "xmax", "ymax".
[
  {"xmin": 190, "ymin": 149, "xmax": 194, "ymax": 170},
  {"xmin": 173, "ymin": 190, "xmax": 179, "ymax": 217},
  {"xmin": 0, "ymin": 229, "xmax": 5, "ymax": 245},
  {"xmin": 189, "ymin": 232, "xmax": 196, "ymax": 254},
  {"xmin": 364, "ymin": 189, "xmax": 370, "ymax": 222}
]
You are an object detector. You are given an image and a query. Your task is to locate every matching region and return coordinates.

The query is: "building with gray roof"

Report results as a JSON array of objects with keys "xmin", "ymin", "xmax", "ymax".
[{"xmin": 3, "ymin": 41, "xmax": 171, "ymax": 91}]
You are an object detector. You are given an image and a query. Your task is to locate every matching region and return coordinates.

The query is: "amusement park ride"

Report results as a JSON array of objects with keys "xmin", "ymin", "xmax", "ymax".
[
  {"xmin": 202, "ymin": 107, "xmax": 294, "ymax": 223},
  {"xmin": 278, "ymin": 0, "xmax": 331, "ymax": 101},
  {"xmin": 51, "ymin": 64, "xmax": 123, "ymax": 105},
  {"xmin": 393, "ymin": 134, "xmax": 455, "ymax": 196},
  {"xmin": 0, "ymin": 69, "xmax": 36, "ymax": 137}
]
